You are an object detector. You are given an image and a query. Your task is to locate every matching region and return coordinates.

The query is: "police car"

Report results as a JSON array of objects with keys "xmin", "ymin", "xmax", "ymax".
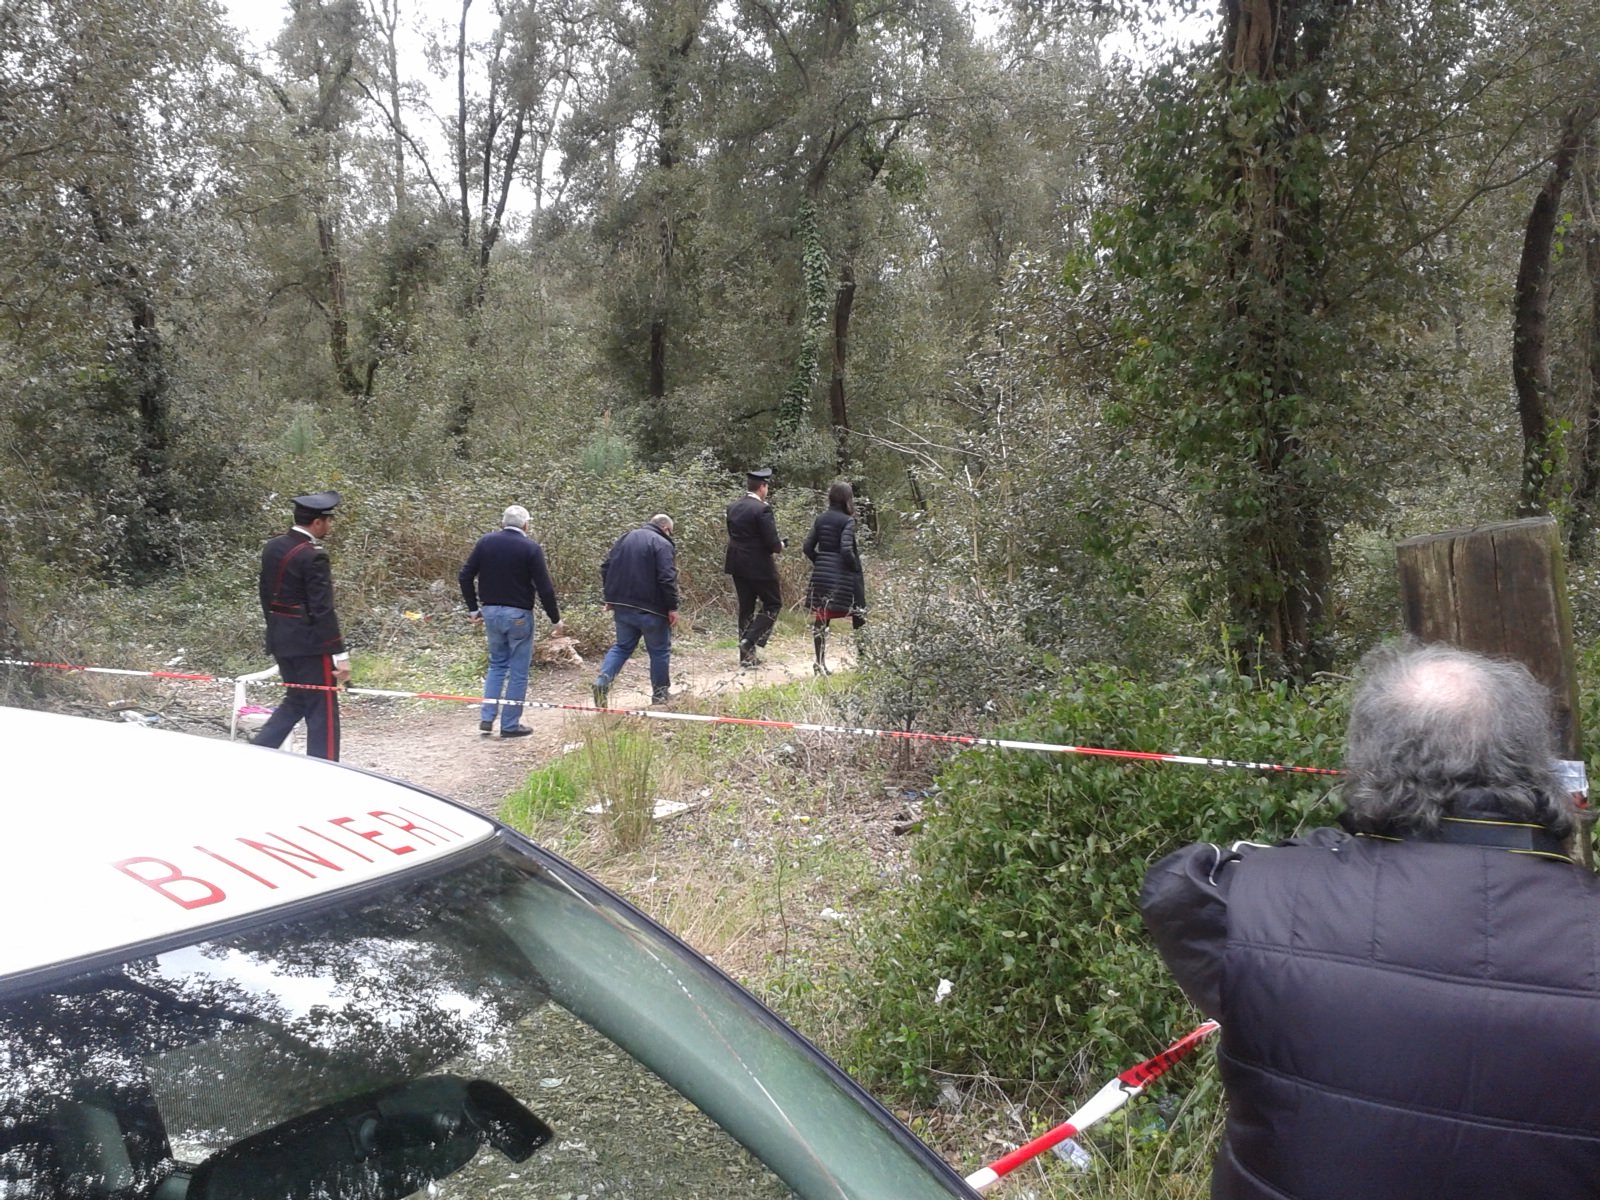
[{"xmin": 1, "ymin": 706, "xmax": 978, "ymax": 1199}]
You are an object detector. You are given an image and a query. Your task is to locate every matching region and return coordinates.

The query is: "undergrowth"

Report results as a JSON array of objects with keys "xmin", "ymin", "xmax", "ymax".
[
  {"xmin": 492, "ymin": 656, "xmax": 1355, "ymax": 1196},
  {"xmin": 836, "ymin": 662, "xmax": 1346, "ymax": 1186}
]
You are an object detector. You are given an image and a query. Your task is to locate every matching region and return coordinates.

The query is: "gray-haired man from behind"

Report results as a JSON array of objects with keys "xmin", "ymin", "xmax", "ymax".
[
  {"xmin": 459, "ymin": 504, "xmax": 561, "ymax": 738},
  {"xmin": 1140, "ymin": 640, "xmax": 1600, "ymax": 1200},
  {"xmin": 592, "ymin": 514, "xmax": 678, "ymax": 708}
]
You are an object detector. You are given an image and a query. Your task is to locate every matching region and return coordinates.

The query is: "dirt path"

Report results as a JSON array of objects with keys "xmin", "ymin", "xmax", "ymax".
[{"xmin": 340, "ymin": 634, "xmax": 849, "ymax": 816}]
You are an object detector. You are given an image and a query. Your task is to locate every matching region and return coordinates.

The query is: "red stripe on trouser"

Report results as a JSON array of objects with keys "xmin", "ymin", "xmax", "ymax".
[{"xmin": 322, "ymin": 656, "xmax": 336, "ymax": 759}]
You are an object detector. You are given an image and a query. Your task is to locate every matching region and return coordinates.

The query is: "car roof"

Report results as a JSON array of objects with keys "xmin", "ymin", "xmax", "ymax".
[{"xmin": 1, "ymin": 705, "xmax": 497, "ymax": 981}]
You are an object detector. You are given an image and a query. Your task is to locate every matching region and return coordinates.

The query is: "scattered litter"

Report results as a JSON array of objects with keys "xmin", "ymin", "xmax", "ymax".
[
  {"xmin": 937, "ymin": 1081, "xmax": 963, "ymax": 1110},
  {"xmin": 235, "ymin": 705, "xmax": 273, "ymax": 732},
  {"xmin": 819, "ymin": 907, "xmax": 845, "ymax": 922},
  {"xmin": 164, "ymin": 651, "xmax": 186, "ymax": 667},
  {"xmin": 119, "ymin": 711, "xmax": 160, "ymax": 727},
  {"xmin": 538, "ymin": 1077, "xmax": 567, "ymax": 1089},
  {"xmin": 582, "ymin": 798, "xmax": 693, "ymax": 821},
  {"xmin": 1050, "ymin": 1138, "xmax": 1092, "ymax": 1172},
  {"xmin": 934, "ymin": 977, "xmax": 954, "ymax": 1004},
  {"xmin": 560, "ymin": 741, "xmax": 583, "ymax": 754}
]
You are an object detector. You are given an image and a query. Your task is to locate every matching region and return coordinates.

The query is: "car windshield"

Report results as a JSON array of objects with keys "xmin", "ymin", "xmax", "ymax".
[{"xmin": 0, "ymin": 840, "xmax": 969, "ymax": 1200}]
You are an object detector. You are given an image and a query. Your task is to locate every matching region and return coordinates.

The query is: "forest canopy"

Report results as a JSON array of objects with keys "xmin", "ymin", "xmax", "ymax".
[{"xmin": 3, "ymin": 0, "xmax": 1599, "ymax": 685}]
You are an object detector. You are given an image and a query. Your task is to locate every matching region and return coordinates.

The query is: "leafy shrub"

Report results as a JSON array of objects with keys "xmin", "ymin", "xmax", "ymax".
[
  {"xmin": 848, "ymin": 664, "xmax": 1345, "ymax": 1103},
  {"xmin": 580, "ymin": 430, "xmax": 634, "ymax": 476},
  {"xmin": 502, "ymin": 757, "xmax": 585, "ymax": 827}
]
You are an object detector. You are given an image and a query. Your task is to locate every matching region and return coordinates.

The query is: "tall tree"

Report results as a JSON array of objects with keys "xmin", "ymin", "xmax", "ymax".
[
  {"xmin": 1572, "ymin": 138, "xmax": 1600, "ymax": 555},
  {"xmin": 276, "ymin": 0, "xmax": 373, "ymax": 401},
  {"xmin": 734, "ymin": 0, "xmax": 964, "ymax": 478},
  {"xmin": 1092, "ymin": 0, "xmax": 1592, "ymax": 679},
  {"xmin": 435, "ymin": 0, "xmax": 584, "ymax": 446},
  {"xmin": 0, "ymin": 0, "xmax": 233, "ymax": 577},
  {"xmin": 1515, "ymin": 93, "xmax": 1600, "ymax": 515}
]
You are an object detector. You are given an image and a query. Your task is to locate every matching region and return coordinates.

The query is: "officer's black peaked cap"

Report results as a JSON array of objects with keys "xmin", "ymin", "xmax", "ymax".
[{"xmin": 292, "ymin": 490, "xmax": 342, "ymax": 517}]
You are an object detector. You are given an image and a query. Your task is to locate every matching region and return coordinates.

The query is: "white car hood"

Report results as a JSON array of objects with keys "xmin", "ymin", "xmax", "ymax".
[{"xmin": 1, "ymin": 706, "xmax": 496, "ymax": 979}]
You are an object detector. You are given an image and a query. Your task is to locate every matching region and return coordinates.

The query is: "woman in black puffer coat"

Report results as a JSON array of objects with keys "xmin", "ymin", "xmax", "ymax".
[{"xmin": 802, "ymin": 481, "xmax": 866, "ymax": 676}]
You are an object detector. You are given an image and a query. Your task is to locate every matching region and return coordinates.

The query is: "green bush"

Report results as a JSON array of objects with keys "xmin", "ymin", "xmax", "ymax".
[
  {"xmin": 849, "ymin": 664, "xmax": 1346, "ymax": 1103},
  {"xmin": 501, "ymin": 756, "xmax": 585, "ymax": 827}
]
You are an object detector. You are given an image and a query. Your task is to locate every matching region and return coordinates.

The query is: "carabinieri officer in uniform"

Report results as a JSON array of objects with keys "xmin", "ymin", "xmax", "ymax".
[
  {"xmin": 724, "ymin": 467, "xmax": 784, "ymax": 668},
  {"xmin": 253, "ymin": 490, "xmax": 349, "ymax": 760}
]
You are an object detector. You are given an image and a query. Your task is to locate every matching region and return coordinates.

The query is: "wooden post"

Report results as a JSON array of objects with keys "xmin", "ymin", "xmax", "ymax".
[{"xmin": 1396, "ymin": 517, "xmax": 1589, "ymax": 862}]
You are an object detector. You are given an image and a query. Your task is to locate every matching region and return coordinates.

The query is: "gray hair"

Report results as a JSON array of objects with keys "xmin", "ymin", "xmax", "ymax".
[
  {"xmin": 650, "ymin": 513, "xmax": 673, "ymax": 533},
  {"xmin": 502, "ymin": 504, "xmax": 530, "ymax": 529},
  {"xmin": 1341, "ymin": 640, "xmax": 1572, "ymax": 839}
]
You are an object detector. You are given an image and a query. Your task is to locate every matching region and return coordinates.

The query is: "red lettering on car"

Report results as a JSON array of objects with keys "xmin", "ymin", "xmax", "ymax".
[
  {"xmin": 399, "ymin": 805, "xmax": 464, "ymax": 839},
  {"xmin": 239, "ymin": 834, "xmax": 343, "ymax": 878},
  {"xmin": 369, "ymin": 811, "xmax": 447, "ymax": 847},
  {"xmin": 196, "ymin": 846, "xmax": 278, "ymax": 889},
  {"xmin": 330, "ymin": 816, "xmax": 415, "ymax": 856},
  {"xmin": 111, "ymin": 858, "xmax": 226, "ymax": 910},
  {"xmin": 299, "ymin": 823, "xmax": 375, "ymax": 862}
]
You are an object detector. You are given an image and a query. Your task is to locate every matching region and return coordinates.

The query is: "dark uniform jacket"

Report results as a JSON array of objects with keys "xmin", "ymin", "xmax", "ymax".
[
  {"xmin": 723, "ymin": 494, "xmax": 782, "ymax": 581},
  {"xmin": 802, "ymin": 509, "xmax": 863, "ymax": 612},
  {"xmin": 259, "ymin": 529, "xmax": 345, "ymax": 659},
  {"xmin": 1140, "ymin": 815, "xmax": 1600, "ymax": 1200},
  {"xmin": 600, "ymin": 524, "xmax": 678, "ymax": 617},
  {"xmin": 458, "ymin": 528, "xmax": 560, "ymax": 622}
]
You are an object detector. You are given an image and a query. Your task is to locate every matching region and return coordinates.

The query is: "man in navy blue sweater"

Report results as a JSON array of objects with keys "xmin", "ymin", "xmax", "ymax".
[
  {"xmin": 592, "ymin": 514, "xmax": 678, "ymax": 708},
  {"xmin": 458, "ymin": 504, "xmax": 561, "ymax": 738}
]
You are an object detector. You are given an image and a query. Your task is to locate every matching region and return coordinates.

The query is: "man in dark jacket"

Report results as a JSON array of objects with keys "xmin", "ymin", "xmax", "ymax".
[
  {"xmin": 1141, "ymin": 641, "xmax": 1600, "ymax": 1200},
  {"xmin": 254, "ymin": 490, "xmax": 349, "ymax": 760},
  {"xmin": 724, "ymin": 468, "xmax": 783, "ymax": 667},
  {"xmin": 592, "ymin": 514, "xmax": 678, "ymax": 708},
  {"xmin": 458, "ymin": 504, "xmax": 561, "ymax": 738}
]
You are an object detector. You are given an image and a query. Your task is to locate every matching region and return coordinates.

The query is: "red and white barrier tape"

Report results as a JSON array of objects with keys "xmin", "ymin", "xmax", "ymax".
[
  {"xmin": 965, "ymin": 1020, "xmax": 1220, "ymax": 1191},
  {"xmin": 0, "ymin": 656, "xmax": 1341, "ymax": 776}
]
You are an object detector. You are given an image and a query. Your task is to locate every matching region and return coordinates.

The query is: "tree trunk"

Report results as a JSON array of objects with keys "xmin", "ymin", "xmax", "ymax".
[
  {"xmin": 128, "ymin": 288, "xmax": 172, "ymax": 519},
  {"xmin": 373, "ymin": 0, "xmax": 407, "ymax": 216},
  {"xmin": 645, "ymin": 16, "xmax": 698, "ymax": 407},
  {"xmin": 778, "ymin": 197, "xmax": 829, "ymax": 441},
  {"xmin": 78, "ymin": 184, "xmax": 175, "ymax": 575},
  {"xmin": 1516, "ymin": 100, "xmax": 1599, "ymax": 516},
  {"xmin": 1570, "ymin": 139, "xmax": 1600, "ymax": 559},
  {"xmin": 454, "ymin": 0, "xmax": 472, "ymax": 256},
  {"xmin": 446, "ymin": 0, "xmax": 538, "ymax": 452},
  {"xmin": 828, "ymin": 261, "xmax": 855, "ymax": 474},
  {"xmin": 649, "ymin": 317, "xmax": 667, "ymax": 401},
  {"xmin": 1215, "ymin": 0, "xmax": 1346, "ymax": 681},
  {"xmin": 315, "ymin": 208, "xmax": 363, "ymax": 398}
]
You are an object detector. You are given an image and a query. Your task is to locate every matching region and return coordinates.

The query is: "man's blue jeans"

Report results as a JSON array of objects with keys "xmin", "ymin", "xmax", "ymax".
[
  {"xmin": 595, "ymin": 607, "xmax": 671, "ymax": 695},
  {"xmin": 481, "ymin": 605, "xmax": 534, "ymax": 730}
]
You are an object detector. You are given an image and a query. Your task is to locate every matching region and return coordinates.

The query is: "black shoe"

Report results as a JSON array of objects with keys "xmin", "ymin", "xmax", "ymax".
[
  {"xmin": 479, "ymin": 719, "xmax": 494, "ymax": 734},
  {"xmin": 592, "ymin": 682, "xmax": 609, "ymax": 709},
  {"xmin": 651, "ymin": 688, "xmax": 671, "ymax": 706},
  {"xmin": 739, "ymin": 643, "xmax": 757, "ymax": 668},
  {"xmin": 500, "ymin": 726, "xmax": 533, "ymax": 739}
]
